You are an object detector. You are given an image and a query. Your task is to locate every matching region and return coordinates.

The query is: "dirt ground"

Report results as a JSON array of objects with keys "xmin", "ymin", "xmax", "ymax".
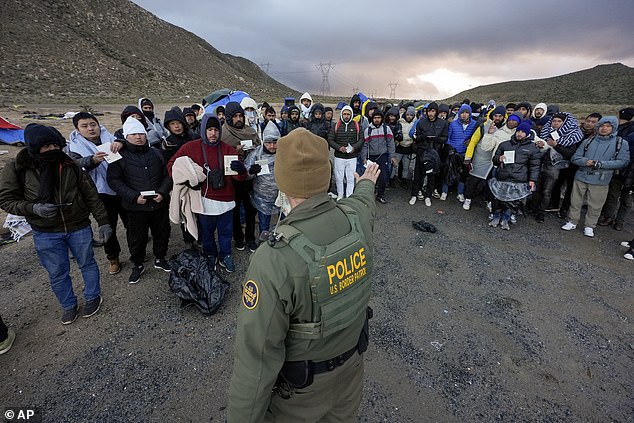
[{"xmin": 0, "ymin": 105, "xmax": 632, "ymax": 422}]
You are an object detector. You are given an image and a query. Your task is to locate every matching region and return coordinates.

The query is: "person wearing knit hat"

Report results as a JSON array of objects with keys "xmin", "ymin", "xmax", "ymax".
[
  {"xmin": 107, "ymin": 115, "xmax": 173, "ymax": 283},
  {"xmin": 0, "ymin": 123, "xmax": 111, "ymax": 324},
  {"xmin": 228, "ymin": 127, "xmax": 380, "ymax": 422},
  {"xmin": 183, "ymin": 107, "xmax": 200, "ymax": 137},
  {"xmin": 489, "ymin": 122, "xmax": 541, "ymax": 231},
  {"xmin": 137, "ymin": 97, "xmax": 168, "ymax": 141}
]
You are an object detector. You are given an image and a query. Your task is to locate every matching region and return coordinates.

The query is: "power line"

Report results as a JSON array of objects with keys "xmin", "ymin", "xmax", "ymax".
[
  {"xmin": 388, "ymin": 81, "xmax": 399, "ymax": 99},
  {"xmin": 315, "ymin": 61, "xmax": 335, "ymax": 96}
]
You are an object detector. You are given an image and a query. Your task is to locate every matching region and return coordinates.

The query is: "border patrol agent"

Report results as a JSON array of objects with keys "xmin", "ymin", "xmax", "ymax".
[{"xmin": 228, "ymin": 128, "xmax": 380, "ymax": 422}]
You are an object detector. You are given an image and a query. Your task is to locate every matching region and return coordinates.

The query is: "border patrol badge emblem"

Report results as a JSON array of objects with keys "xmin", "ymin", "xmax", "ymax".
[{"xmin": 243, "ymin": 280, "xmax": 259, "ymax": 310}]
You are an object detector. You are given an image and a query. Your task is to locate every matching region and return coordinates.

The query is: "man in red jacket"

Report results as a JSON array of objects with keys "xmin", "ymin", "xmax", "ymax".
[{"xmin": 168, "ymin": 114, "xmax": 248, "ymax": 272}]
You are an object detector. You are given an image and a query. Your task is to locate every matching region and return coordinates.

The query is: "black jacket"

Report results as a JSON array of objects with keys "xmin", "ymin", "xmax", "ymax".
[
  {"xmin": 493, "ymin": 134, "xmax": 541, "ymax": 183},
  {"xmin": 107, "ymin": 142, "xmax": 172, "ymax": 212},
  {"xmin": 414, "ymin": 117, "xmax": 448, "ymax": 150}
]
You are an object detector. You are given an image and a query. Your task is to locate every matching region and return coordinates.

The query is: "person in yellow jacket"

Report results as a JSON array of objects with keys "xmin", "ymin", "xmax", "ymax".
[{"xmin": 227, "ymin": 128, "xmax": 380, "ymax": 422}]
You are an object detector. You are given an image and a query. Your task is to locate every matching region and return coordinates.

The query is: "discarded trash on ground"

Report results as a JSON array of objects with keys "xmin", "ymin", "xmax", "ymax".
[{"xmin": 412, "ymin": 220, "xmax": 437, "ymax": 233}]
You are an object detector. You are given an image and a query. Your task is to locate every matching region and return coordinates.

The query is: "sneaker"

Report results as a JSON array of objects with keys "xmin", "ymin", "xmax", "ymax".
[
  {"xmin": 613, "ymin": 222, "xmax": 624, "ymax": 231},
  {"xmin": 128, "ymin": 264, "xmax": 144, "ymax": 284},
  {"xmin": 486, "ymin": 201, "xmax": 492, "ymax": 213},
  {"xmin": 376, "ymin": 196, "xmax": 387, "ymax": 204},
  {"xmin": 417, "ymin": 191, "xmax": 425, "ymax": 200},
  {"xmin": 153, "ymin": 258, "xmax": 171, "ymax": 272},
  {"xmin": 108, "ymin": 258, "xmax": 121, "ymax": 275},
  {"xmin": 583, "ymin": 227, "xmax": 594, "ymax": 237},
  {"xmin": 510, "ymin": 214, "xmax": 517, "ymax": 224},
  {"xmin": 328, "ymin": 192, "xmax": 338, "ymax": 199},
  {"xmin": 500, "ymin": 219, "xmax": 510, "ymax": 231},
  {"xmin": 561, "ymin": 222, "xmax": 577, "ymax": 231},
  {"xmin": 235, "ymin": 240, "xmax": 246, "ymax": 251},
  {"xmin": 425, "ymin": 197, "xmax": 432, "ymax": 207},
  {"xmin": 462, "ymin": 199, "xmax": 471, "ymax": 210},
  {"xmin": 0, "ymin": 329, "xmax": 16, "ymax": 355},
  {"xmin": 247, "ymin": 241, "xmax": 258, "ymax": 252},
  {"xmin": 408, "ymin": 196, "xmax": 417, "ymax": 205},
  {"xmin": 440, "ymin": 192, "xmax": 447, "ymax": 201},
  {"xmin": 488, "ymin": 213, "xmax": 494, "ymax": 221},
  {"xmin": 457, "ymin": 194, "xmax": 465, "ymax": 203},
  {"xmin": 536, "ymin": 212, "xmax": 545, "ymax": 223},
  {"xmin": 489, "ymin": 216, "xmax": 501, "ymax": 227},
  {"xmin": 597, "ymin": 216, "xmax": 613, "ymax": 226},
  {"xmin": 61, "ymin": 305, "xmax": 79, "ymax": 325},
  {"xmin": 432, "ymin": 190, "xmax": 440, "ymax": 199},
  {"xmin": 336, "ymin": 196, "xmax": 343, "ymax": 202},
  {"xmin": 620, "ymin": 241, "xmax": 631, "ymax": 248},
  {"xmin": 83, "ymin": 296, "xmax": 103, "ymax": 318},
  {"xmin": 219, "ymin": 255, "xmax": 236, "ymax": 273},
  {"xmin": 624, "ymin": 250, "xmax": 634, "ymax": 260}
]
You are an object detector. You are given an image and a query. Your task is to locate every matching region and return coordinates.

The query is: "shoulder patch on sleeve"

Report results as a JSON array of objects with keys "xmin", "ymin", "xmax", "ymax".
[{"xmin": 242, "ymin": 280, "xmax": 259, "ymax": 310}]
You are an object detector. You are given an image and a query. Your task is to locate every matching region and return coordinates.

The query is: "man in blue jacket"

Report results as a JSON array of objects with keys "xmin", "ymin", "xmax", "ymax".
[{"xmin": 562, "ymin": 116, "xmax": 630, "ymax": 237}]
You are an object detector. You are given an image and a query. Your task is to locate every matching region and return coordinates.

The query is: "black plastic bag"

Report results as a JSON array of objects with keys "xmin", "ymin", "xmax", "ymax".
[{"xmin": 168, "ymin": 249, "xmax": 230, "ymax": 315}]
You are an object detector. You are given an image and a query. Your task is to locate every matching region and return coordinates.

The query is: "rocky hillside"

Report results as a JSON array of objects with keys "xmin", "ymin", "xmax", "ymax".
[
  {"xmin": 445, "ymin": 63, "xmax": 634, "ymax": 105},
  {"xmin": 0, "ymin": 0, "xmax": 298, "ymax": 103}
]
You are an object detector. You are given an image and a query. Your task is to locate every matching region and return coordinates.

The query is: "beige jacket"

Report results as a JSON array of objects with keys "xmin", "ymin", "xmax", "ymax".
[{"xmin": 169, "ymin": 156, "xmax": 205, "ymax": 240}]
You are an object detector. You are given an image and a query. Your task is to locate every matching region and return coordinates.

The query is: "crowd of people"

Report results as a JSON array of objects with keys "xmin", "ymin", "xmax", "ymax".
[{"xmin": 0, "ymin": 94, "xmax": 632, "ymax": 331}]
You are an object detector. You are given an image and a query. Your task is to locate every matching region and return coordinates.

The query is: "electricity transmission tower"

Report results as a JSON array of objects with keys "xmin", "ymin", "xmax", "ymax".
[
  {"xmin": 259, "ymin": 63, "xmax": 271, "ymax": 73},
  {"xmin": 388, "ymin": 81, "xmax": 399, "ymax": 99},
  {"xmin": 315, "ymin": 62, "xmax": 335, "ymax": 96}
]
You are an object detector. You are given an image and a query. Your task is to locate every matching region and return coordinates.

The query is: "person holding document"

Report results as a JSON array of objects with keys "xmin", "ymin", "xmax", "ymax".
[
  {"xmin": 489, "ymin": 121, "xmax": 541, "ymax": 230},
  {"xmin": 65, "ymin": 112, "xmax": 127, "ymax": 275}
]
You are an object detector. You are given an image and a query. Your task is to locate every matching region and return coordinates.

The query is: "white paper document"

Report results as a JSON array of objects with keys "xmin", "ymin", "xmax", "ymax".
[
  {"xmin": 96, "ymin": 143, "xmax": 122, "ymax": 163},
  {"xmin": 255, "ymin": 159, "xmax": 270, "ymax": 175},
  {"xmin": 224, "ymin": 155, "xmax": 239, "ymax": 175},
  {"xmin": 504, "ymin": 150, "xmax": 515, "ymax": 164},
  {"xmin": 240, "ymin": 140, "xmax": 254, "ymax": 150},
  {"xmin": 345, "ymin": 144, "xmax": 353, "ymax": 153},
  {"xmin": 550, "ymin": 131, "xmax": 560, "ymax": 141}
]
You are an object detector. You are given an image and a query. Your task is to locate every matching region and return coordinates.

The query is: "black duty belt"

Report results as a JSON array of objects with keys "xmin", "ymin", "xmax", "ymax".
[{"xmin": 311, "ymin": 345, "xmax": 358, "ymax": 375}]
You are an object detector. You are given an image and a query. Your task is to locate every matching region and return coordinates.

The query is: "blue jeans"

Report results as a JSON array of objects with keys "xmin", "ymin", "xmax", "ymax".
[
  {"xmin": 257, "ymin": 210, "xmax": 272, "ymax": 234},
  {"xmin": 197, "ymin": 210, "xmax": 233, "ymax": 259},
  {"xmin": 32, "ymin": 226, "xmax": 100, "ymax": 310},
  {"xmin": 442, "ymin": 181, "xmax": 465, "ymax": 195}
]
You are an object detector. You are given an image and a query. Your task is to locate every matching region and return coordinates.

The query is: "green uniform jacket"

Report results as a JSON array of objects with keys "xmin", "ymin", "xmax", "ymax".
[
  {"xmin": 0, "ymin": 149, "xmax": 108, "ymax": 232},
  {"xmin": 227, "ymin": 179, "xmax": 376, "ymax": 422}
]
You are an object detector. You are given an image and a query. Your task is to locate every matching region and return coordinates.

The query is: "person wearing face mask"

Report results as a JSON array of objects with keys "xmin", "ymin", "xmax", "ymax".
[
  {"xmin": 114, "ymin": 105, "xmax": 162, "ymax": 146},
  {"xmin": 299, "ymin": 92, "xmax": 313, "ymax": 124},
  {"xmin": 0, "ymin": 124, "xmax": 112, "ymax": 324},
  {"xmin": 221, "ymin": 101, "xmax": 260, "ymax": 253},
  {"xmin": 240, "ymin": 97, "xmax": 261, "ymax": 139},
  {"xmin": 138, "ymin": 97, "xmax": 169, "ymax": 142},
  {"xmin": 107, "ymin": 117, "xmax": 173, "ymax": 284}
]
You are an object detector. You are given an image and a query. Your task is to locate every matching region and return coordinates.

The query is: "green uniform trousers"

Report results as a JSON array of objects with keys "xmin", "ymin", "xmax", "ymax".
[{"xmin": 265, "ymin": 352, "xmax": 364, "ymax": 423}]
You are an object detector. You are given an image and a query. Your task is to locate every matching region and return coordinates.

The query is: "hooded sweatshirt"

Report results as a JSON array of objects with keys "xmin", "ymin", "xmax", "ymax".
[
  {"xmin": 221, "ymin": 101, "xmax": 260, "ymax": 158},
  {"xmin": 167, "ymin": 114, "xmax": 245, "ymax": 203},
  {"xmin": 114, "ymin": 106, "xmax": 162, "ymax": 146},
  {"xmin": 299, "ymin": 92, "xmax": 313, "ymax": 120},
  {"xmin": 361, "ymin": 115, "xmax": 395, "ymax": 159},
  {"xmin": 571, "ymin": 116, "xmax": 630, "ymax": 186},
  {"xmin": 539, "ymin": 112, "xmax": 583, "ymax": 148},
  {"xmin": 138, "ymin": 97, "xmax": 169, "ymax": 140},
  {"xmin": 285, "ymin": 105, "xmax": 302, "ymax": 133},
  {"xmin": 162, "ymin": 108, "xmax": 195, "ymax": 161},
  {"xmin": 328, "ymin": 105, "xmax": 363, "ymax": 159},
  {"xmin": 305, "ymin": 103, "xmax": 330, "ymax": 140}
]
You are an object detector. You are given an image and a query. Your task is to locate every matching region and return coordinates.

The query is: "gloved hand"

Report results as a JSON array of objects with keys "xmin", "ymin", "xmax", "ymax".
[
  {"xmin": 97, "ymin": 224, "xmax": 113, "ymax": 243},
  {"xmin": 230, "ymin": 160, "xmax": 247, "ymax": 175},
  {"xmin": 32, "ymin": 203, "xmax": 58, "ymax": 218},
  {"xmin": 249, "ymin": 164, "xmax": 262, "ymax": 175}
]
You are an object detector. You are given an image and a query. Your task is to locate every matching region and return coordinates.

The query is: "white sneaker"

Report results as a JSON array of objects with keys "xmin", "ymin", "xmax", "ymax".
[
  {"xmin": 620, "ymin": 241, "xmax": 631, "ymax": 248},
  {"xmin": 440, "ymin": 192, "xmax": 447, "ymax": 201},
  {"xmin": 425, "ymin": 197, "xmax": 432, "ymax": 207},
  {"xmin": 457, "ymin": 194, "xmax": 465, "ymax": 203},
  {"xmin": 583, "ymin": 227, "xmax": 594, "ymax": 237},
  {"xmin": 408, "ymin": 196, "xmax": 416, "ymax": 205},
  {"xmin": 624, "ymin": 251, "xmax": 634, "ymax": 260},
  {"xmin": 561, "ymin": 222, "xmax": 577, "ymax": 231},
  {"xmin": 463, "ymin": 199, "xmax": 471, "ymax": 210},
  {"xmin": 432, "ymin": 189, "xmax": 440, "ymax": 199},
  {"xmin": 417, "ymin": 191, "xmax": 424, "ymax": 200},
  {"xmin": 336, "ymin": 196, "xmax": 343, "ymax": 202}
]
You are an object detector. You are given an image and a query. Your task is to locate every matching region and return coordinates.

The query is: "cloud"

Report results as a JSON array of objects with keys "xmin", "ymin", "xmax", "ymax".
[{"xmin": 132, "ymin": 0, "xmax": 634, "ymax": 98}]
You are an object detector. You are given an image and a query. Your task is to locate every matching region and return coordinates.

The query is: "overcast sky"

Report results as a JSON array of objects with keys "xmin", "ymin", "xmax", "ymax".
[{"xmin": 132, "ymin": 0, "xmax": 634, "ymax": 100}]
